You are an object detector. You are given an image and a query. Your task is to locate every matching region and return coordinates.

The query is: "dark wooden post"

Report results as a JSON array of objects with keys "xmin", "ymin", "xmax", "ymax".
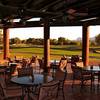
[
  {"xmin": 3, "ymin": 28, "xmax": 9, "ymax": 59},
  {"xmin": 43, "ymin": 19, "xmax": 50, "ymax": 73},
  {"xmin": 82, "ymin": 23, "xmax": 89, "ymax": 66}
]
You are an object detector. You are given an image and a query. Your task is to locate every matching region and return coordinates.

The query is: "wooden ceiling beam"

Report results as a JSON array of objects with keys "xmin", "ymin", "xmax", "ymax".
[
  {"xmin": 23, "ymin": 0, "xmax": 33, "ymax": 6},
  {"xmin": 1, "ymin": 18, "xmax": 100, "ymax": 29},
  {"xmin": 0, "ymin": 3, "xmax": 60, "ymax": 19},
  {"xmin": 39, "ymin": 0, "xmax": 62, "ymax": 11},
  {"xmin": 60, "ymin": 0, "xmax": 97, "ymax": 12},
  {"xmin": 51, "ymin": 1, "xmax": 66, "ymax": 11},
  {"xmin": 33, "ymin": 0, "xmax": 45, "ymax": 5}
]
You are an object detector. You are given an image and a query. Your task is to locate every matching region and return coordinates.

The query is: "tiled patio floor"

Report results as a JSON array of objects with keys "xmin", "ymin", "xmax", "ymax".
[
  {"xmin": 63, "ymin": 73, "xmax": 100, "ymax": 100},
  {"xmin": 61, "ymin": 63, "xmax": 100, "ymax": 100},
  {"xmin": 1, "ymin": 63, "xmax": 100, "ymax": 100}
]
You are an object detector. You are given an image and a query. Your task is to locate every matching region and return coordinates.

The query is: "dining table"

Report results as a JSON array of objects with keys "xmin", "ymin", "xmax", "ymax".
[
  {"xmin": 11, "ymin": 73, "xmax": 53, "ymax": 99},
  {"xmin": 83, "ymin": 65, "xmax": 100, "ymax": 72},
  {"xmin": 82, "ymin": 65, "xmax": 100, "ymax": 86}
]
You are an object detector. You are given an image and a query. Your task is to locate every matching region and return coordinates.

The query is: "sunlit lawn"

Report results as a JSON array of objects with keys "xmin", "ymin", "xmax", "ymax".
[
  {"xmin": 7, "ymin": 46, "xmax": 100, "ymax": 60},
  {"xmin": 0, "ymin": 45, "xmax": 99, "ymax": 62}
]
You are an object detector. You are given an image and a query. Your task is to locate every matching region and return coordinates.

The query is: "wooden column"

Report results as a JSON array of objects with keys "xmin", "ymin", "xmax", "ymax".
[
  {"xmin": 43, "ymin": 19, "xmax": 50, "ymax": 73},
  {"xmin": 3, "ymin": 28, "xmax": 9, "ymax": 59},
  {"xmin": 82, "ymin": 23, "xmax": 90, "ymax": 66}
]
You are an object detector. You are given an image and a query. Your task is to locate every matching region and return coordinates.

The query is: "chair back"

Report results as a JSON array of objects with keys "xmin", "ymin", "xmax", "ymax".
[
  {"xmin": 21, "ymin": 58, "xmax": 30, "ymax": 68},
  {"xmin": 54, "ymin": 68, "xmax": 67, "ymax": 90},
  {"xmin": 17, "ymin": 67, "xmax": 33, "ymax": 77},
  {"xmin": 38, "ymin": 81, "xmax": 59, "ymax": 100},
  {"xmin": 59, "ymin": 59, "xmax": 67, "ymax": 70},
  {"xmin": 30, "ymin": 56, "xmax": 39, "ymax": 64},
  {"xmin": 55, "ymin": 68, "xmax": 67, "ymax": 81},
  {"xmin": 0, "ymin": 78, "xmax": 7, "ymax": 99},
  {"xmin": 0, "ymin": 84, "xmax": 5, "ymax": 100},
  {"xmin": 30, "ymin": 56, "xmax": 40, "ymax": 69},
  {"xmin": 0, "ymin": 77, "xmax": 6, "ymax": 89},
  {"xmin": 30, "ymin": 56, "xmax": 36, "ymax": 63},
  {"xmin": 71, "ymin": 55, "xmax": 80, "ymax": 62},
  {"xmin": 71, "ymin": 62, "xmax": 82, "ymax": 79},
  {"xmin": 38, "ymin": 59, "xmax": 44, "ymax": 69},
  {"xmin": 9, "ymin": 63, "xmax": 17, "ymax": 75},
  {"xmin": 75, "ymin": 61, "xmax": 84, "ymax": 68}
]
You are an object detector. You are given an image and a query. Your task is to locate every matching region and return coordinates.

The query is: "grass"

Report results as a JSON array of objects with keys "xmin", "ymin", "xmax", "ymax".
[{"xmin": 0, "ymin": 45, "xmax": 99, "ymax": 62}]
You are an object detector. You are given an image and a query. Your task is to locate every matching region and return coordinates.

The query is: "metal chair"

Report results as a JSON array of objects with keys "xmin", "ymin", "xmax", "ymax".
[
  {"xmin": 51, "ymin": 57, "xmax": 67, "ymax": 75},
  {"xmin": 71, "ymin": 62, "xmax": 93, "ymax": 88},
  {"xmin": 5, "ymin": 63, "xmax": 17, "ymax": 83},
  {"xmin": 59, "ymin": 58, "xmax": 67, "ymax": 70},
  {"xmin": 17, "ymin": 67, "xmax": 35, "ymax": 96},
  {"xmin": 17, "ymin": 67, "xmax": 33, "ymax": 78},
  {"xmin": 54, "ymin": 67, "xmax": 67, "ymax": 100},
  {"xmin": 0, "ymin": 77, "xmax": 23, "ymax": 100},
  {"xmin": 29, "ymin": 80, "xmax": 60, "ymax": 100}
]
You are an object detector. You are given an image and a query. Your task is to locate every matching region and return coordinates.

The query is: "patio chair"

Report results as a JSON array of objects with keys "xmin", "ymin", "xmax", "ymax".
[
  {"xmin": 30, "ymin": 55, "xmax": 36, "ymax": 63},
  {"xmin": 21, "ymin": 58, "xmax": 30, "ymax": 68},
  {"xmin": 71, "ymin": 55, "xmax": 80, "ymax": 63},
  {"xmin": 29, "ymin": 80, "xmax": 60, "ymax": 100},
  {"xmin": 0, "ymin": 68, "xmax": 6, "ymax": 79},
  {"xmin": 0, "ymin": 77, "xmax": 23, "ymax": 100},
  {"xmin": 59, "ymin": 58, "xmax": 68, "ymax": 71},
  {"xmin": 5, "ymin": 63, "xmax": 18, "ymax": 84},
  {"xmin": 54, "ymin": 67, "xmax": 67, "ymax": 100},
  {"xmin": 51, "ymin": 56, "xmax": 68, "ymax": 74},
  {"xmin": 17, "ymin": 67, "xmax": 35, "ymax": 95},
  {"xmin": 30, "ymin": 56, "xmax": 42, "ymax": 73},
  {"xmin": 17, "ymin": 67, "xmax": 33, "ymax": 78},
  {"xmin": 71, "ymin": 62, "xmax": 93, "ymax": 88},
  {"xmin": 38, "ymin": 58, "xmax": 44, "ymax": 73}
]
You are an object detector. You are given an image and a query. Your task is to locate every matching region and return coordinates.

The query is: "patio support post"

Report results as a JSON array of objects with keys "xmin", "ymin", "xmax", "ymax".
[
  {"xmin": 3, "ymin": 28, "xmax": 9, "ymax": 59},
  {"xmin": 82, "ymin": 23, "xmax": 89, "ymax": 66},
  {"xmin": 43, "ymin": 19, "xmax": 50, "ymax": 73}
]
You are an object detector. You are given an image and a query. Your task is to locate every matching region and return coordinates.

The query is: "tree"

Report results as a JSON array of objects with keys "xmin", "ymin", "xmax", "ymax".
[
  {"xmin": 58, "ymin": 37, "xmax": 66, "ymax": 45},
  {"xmin": 95, "ymin": 34, "xmax": 100, "ymax": 45},
  {"xmin": 35, "ymin": 38, "xmax": 43, "ymax": 45},
  {"xmin": 22, "ymin": 40, "xmax": 26, "ymax": 44},
  {"xmin": 10, "ymin": 37, "xmax": 21, "ymax": 44},
  {"xmin": 50, "ymin": 39, "xmax": 58, "ymax": 45},
  {"xmin": 26, "ymin": 38, "xmax": 33, "ymax": 44}
]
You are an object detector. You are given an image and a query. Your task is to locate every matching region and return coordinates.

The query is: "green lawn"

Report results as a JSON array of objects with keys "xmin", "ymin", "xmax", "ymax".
[{"xmin": 0, "ymin": 45, "xmax": 99, "ymax": 61}]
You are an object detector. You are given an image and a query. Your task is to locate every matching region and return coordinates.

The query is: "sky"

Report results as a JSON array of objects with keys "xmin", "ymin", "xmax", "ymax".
[{"xmin": 9, "ymin": 25, "xmax": 100, "ymax": 40}]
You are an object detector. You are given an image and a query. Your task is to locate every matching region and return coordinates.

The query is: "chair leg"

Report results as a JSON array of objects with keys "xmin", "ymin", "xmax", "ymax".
[
  {"xmin": 80, "ymin": 80, "xmax": 84, "ymax": 88},
  {"xmin": 57, "ymin": 88, "xmax": 65, "ymax": 100},
  {"xmin": 62, "ymin": 88, "xmax": 65, "ymax": 100},
  {"xmin": 20, "ymin": 96, "xmax": 24, "ymax": 100},
  {"xmin": 91, "ymin": 76, "xmax": 94, "ymax": 89},
  {"xmin": 97, "ymin": 74, "xmax": 100, "ymax": 91},
  {"xmin": 71, "ymin": 79, "xmax": 75, "ymax": 88}
]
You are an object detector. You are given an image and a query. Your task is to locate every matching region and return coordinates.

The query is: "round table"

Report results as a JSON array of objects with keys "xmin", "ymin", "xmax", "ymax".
[
  {"xmin": 11, "ymin": 73, "xmax": 53, "ymax": 86},
  {"xmin": 83, "ymin": 65, "xmax": 100, "ymax": 86},
  {"xmin": 11, "ymin": 73, "xmax": 53, "ymax": 99}
]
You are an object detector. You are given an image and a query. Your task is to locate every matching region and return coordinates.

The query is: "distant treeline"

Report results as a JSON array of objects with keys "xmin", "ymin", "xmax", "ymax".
[
  {"xmin": 9, "ymin": 33, "xmax": 100, "ymax": 46},
  {"xmin": 9, "ymin": 37, "xmax": 82, "ymax": 46},
  {"xmin": 0, "ymin": 33, "xmax": 100, "ymax": 46}
]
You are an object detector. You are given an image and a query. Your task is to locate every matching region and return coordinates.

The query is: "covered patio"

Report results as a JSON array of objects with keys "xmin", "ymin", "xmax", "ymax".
[
  {"xmin": 0, "ymin": 0, "xmax": 100, "ymax": 67},
  {"xmin": 0, "ymin": 0, "xmax": 100, "ymax": 100}
]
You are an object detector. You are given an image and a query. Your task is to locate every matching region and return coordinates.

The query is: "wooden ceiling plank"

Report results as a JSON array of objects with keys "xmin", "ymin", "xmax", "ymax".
[{"xmin": 39, "ymin": 0, "xmax": 62, "ymax": 11}]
